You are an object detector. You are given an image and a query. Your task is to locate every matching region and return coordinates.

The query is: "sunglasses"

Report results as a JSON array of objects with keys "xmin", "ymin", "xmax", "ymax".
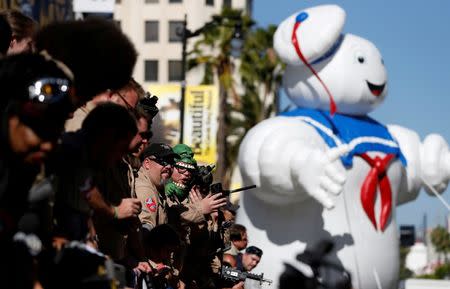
[
  {"xmin": 148, "ymin": 157, "xmax": 173, "ymax": 167},
  {"xmin": 139, "ymin": 131, "xmax": 152, "ymax": 140}
]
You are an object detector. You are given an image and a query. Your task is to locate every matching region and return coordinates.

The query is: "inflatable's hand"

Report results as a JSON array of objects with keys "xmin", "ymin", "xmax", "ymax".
[
  {"xmin": 296, "ymin": 146, "xmax": 348, "ymax": 209},
  {"xmin": 239, "ymin": 117, "xmax": 348, "ymax": 206},
  {"xmin": 421, "ymin": 134, "xmax": 450, "ymax": 194},
  {"xmin": 387, "ymin": 125, "xmax": 422, "ymax": 204},
  {"xmin": 389, "ymin": 125, "xmax": 450, "ymax": 202}
]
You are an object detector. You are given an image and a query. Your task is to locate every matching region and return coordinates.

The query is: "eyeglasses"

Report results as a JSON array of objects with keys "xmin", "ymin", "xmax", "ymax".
[
  {"xmin": 175, "ymin": 166, "xmax": 193, "ymax": 174},
  {"xmin": 114, "ymin": 90, "xmax": 136, "ymax": 112}
]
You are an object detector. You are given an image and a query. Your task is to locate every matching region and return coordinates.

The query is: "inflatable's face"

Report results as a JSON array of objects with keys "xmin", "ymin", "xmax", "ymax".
[
  {"xmin": 284, "ymin": 34, "xmax": 388, "ymax": 115},
  {"xmin": 274, "ymin": 5, "xmax": 388, "ymax": 116}
]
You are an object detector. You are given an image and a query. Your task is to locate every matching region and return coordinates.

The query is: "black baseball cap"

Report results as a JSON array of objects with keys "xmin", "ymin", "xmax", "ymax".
[
  {"xmin": 140, "ymin": 143, "xmax": 179, "ymax": 163},
  {"xmin": 245, "ymin": 246, "xmax": 263, "ymax": 257}
]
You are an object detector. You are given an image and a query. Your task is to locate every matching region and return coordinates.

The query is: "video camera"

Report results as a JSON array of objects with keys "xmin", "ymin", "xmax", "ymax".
[{"xmin": 221, "ymin": 266, "xmax": 272, "ymax": 286}]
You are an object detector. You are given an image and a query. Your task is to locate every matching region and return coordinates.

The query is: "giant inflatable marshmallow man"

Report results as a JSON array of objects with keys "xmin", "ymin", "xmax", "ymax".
[{"xmin": 237, "ymin": 5, "xmax": 450, "ymax": 289}]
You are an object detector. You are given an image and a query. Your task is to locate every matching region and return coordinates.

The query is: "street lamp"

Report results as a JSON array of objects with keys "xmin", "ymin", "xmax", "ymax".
[{"xmin": 177, "ymin": 14, "xmax": 243, "ymax": 144}]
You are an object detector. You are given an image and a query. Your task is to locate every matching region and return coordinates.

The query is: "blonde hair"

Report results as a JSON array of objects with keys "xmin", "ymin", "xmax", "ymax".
[{"xmin": 121, "ymin": 78, "xmax": 146, "ymax": 100}]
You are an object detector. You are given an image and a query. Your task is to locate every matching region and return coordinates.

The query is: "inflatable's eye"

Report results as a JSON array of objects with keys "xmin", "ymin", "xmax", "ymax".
[
  {"xmin": 381, "ymin": 58, "xmax": 385, "ymax": 65},
  {"xmin": 355, "ymin": 51, "xmax": 366, "ymax": 64}
]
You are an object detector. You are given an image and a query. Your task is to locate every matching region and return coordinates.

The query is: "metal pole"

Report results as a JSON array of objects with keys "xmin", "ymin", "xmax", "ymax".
[{"xmin": 179, "ymin": 14, "xmax": 188, "ymax": 144}]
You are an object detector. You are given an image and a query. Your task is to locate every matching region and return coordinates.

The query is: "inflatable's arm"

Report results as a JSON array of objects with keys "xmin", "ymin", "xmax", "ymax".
[
  {"xmin": 238, "ymin": 116, "xmax": 347, "ymax": 208},
  {"xmin": 388, "ymin": 125, "xmax": 450, "ymax": 205}
]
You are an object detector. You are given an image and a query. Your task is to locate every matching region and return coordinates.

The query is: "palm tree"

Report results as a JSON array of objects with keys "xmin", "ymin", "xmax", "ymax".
[
  {"xmin": 188, "ymin": 9, "xmax": 283, "ymax": 187},
  {"xmin": 226, "ymin": 25, "xmax": 284, "ymax": 185},
  {"xmin": 431, "ymin": 226, "xmax": 450, "ymax": 264}
]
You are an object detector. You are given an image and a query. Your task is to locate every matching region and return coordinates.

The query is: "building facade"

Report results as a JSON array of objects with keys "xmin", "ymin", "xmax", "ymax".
[{"xmin": 114, "ymin": 0, "xmax": 251, "ymax": 87}]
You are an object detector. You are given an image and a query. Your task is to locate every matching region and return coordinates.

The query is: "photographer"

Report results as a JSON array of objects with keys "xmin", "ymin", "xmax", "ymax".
[
  {"xmin": 224, "ymin": 224, "xmax": 248, "ymax": 257},
  {"xmin": 137, "ymin": 224, "xmax": 182, "ymax": 289},
  {"xmin": 135, "ymin": 143, "xmax": 177, "ymax": 231},
  {"xmin": 164, "ymin": 149, "xmax": 229, "ymax": 289},
  {"xmin": 238, "ymin": 246, "xmax": 263, "ymax": 272},
  {"xmin": 0, "ymin": 9, "xmax": 37, "ymax": 55},
  {"xmin": 51, "ymin": 103, "xmax": 137, "ymax": 243},
  {"xmin": 165, "ymin": 144, "xmax": 227, "ymax": 229}
]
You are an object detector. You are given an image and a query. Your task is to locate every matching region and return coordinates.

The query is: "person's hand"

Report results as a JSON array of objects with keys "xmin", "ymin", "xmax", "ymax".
[
  {"xmin": 199, "ymin": 193, "xmax": 227, "ymax": 215},
  {"xmin": 189, "ymin": 186, "xmax": 203, "ymax": 204},
  {"xmin": 210, "ymin": 210, "xmax": 219, "ymax": 222},
  {"xmin": 135, "ymin": 261, "xmax": 152, "ymax": 273},
  {"xmin": 178, "ymin": 280, "xmax": 186, "ymax": 289},
  {"xmin": 115, "ymin": 198, "xmax": 142, "ymax": 219}
]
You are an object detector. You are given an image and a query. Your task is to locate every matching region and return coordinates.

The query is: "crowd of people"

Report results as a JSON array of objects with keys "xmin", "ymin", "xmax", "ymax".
[{"xmin": 0, "ymin": 9, "xmax": 264, "ymax": 289}]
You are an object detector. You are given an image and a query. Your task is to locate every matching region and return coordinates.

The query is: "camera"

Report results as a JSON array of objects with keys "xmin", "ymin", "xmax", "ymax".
[
  {"xmin": 190, "ymin": 164, "xmax": 215, "ymax": 192},
  {"xmin": 139, "ymin": 92, "xmax": 159, "ymax": 119},
  {"xmin": 279, "ymin": 240, "xmax": 352, "ymax": 289}
]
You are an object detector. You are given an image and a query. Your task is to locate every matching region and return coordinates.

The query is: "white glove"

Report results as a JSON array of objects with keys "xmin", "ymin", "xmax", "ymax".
[
  {"xmin": 295, "ymin": 145, "xmax": 348, "ymax": 209},
  {"xmin": 421, "ymin": 134, "xmax": 450, "ymax": 194}
]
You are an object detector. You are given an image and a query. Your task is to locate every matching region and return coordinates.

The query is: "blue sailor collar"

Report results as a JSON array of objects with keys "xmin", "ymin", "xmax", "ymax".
[{"xmin": 280, "ymin": 108, "xmax": 407, "ymax": 168}]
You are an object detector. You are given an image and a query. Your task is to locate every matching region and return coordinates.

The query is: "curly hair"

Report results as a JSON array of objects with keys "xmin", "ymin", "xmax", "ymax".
[{"xmin": 35, "ymin": 18, "xmax": 137, "ymax": 104}]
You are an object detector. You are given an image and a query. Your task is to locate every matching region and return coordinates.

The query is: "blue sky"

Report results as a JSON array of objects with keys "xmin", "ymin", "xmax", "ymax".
[{"xmin": 253, "ymin": 0, "xmax": 450, "ymax": 231}]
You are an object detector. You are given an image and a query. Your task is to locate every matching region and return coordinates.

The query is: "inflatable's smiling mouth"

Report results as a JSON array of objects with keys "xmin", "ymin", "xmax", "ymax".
[{"xmin": 366, "ymin": 81, "xmax": 385, "ymax": 97}]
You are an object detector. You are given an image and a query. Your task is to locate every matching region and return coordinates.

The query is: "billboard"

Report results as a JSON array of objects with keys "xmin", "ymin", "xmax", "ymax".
[
  {"xmin": 0, "ymin": 0, "xmax": 73, "ymax": 24},
  {"xmin": 183, "ymin": 85, "xmax": 219, "ymax": 165},
  {"xmin": 148, "ymin": 84, "xmax": 219, "ymax": 165},
  {"xmin": 73, "ymin": 0, "xmax": 114, "ymax": 13}
]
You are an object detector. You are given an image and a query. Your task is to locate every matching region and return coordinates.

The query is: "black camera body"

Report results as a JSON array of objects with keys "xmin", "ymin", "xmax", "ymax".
[
  {"xmin": 139, "ymin": 93, "xmax": 159, "ymax": 120},
  {"xmin": 193, "ymin": 164, "xmax": 215, "ymax": 189},
  {"xmin": 279, "ymin": 240, "xmax": 352, "ymax": 289}
]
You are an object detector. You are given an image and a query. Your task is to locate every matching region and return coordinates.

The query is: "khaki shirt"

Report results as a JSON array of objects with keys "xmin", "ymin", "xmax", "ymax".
[
  {"xmin": 65, "ymin": 101, "xmax": 96, "ymax": 132},
  {"xmin": 166, "ymin": 196, "xmax": 205, "ymax": 244},
  {"xmin": 135, "ymin": 167, "xmax": 168, "ymax": 230},
  {"xmin": 166, "ymin": 196, "xmax": 205, "ymax": 225}
]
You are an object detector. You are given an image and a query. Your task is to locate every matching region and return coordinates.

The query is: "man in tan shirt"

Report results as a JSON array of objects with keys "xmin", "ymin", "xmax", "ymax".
[
  {"xmin": 65, "ymin": 78, "xmax": 143, "ymax": 132},
  {"xmin": 135, "ymin": 143, "xmax": 178, "ymax": 231}
]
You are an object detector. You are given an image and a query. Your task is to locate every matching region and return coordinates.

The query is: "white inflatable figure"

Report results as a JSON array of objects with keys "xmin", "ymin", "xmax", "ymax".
[{"xmin": 237, "ymin": 5, "xmax": 450, "ymax": 289}]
